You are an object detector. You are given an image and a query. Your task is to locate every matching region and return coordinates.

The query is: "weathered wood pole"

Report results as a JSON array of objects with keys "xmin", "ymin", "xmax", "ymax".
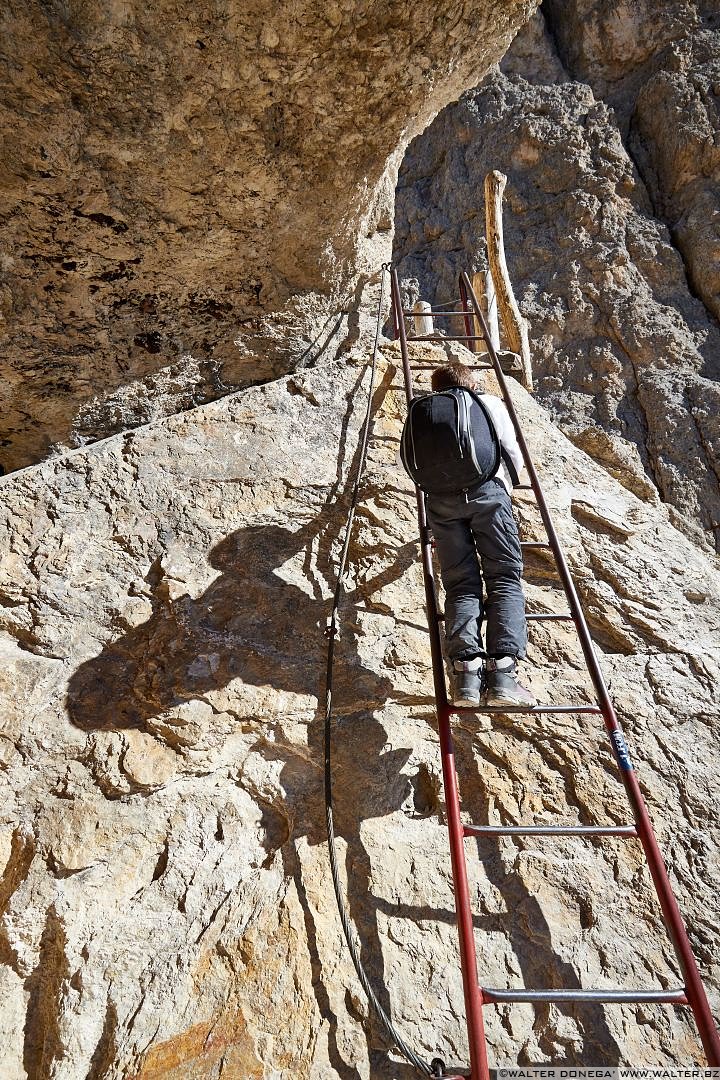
[
  {"xmin": 484, "ymin": 170, "xmax": 534, "ymax": 390},
  {"xmin": 472, "ymin": 269, "xmax": 501, "ymax": 351}
]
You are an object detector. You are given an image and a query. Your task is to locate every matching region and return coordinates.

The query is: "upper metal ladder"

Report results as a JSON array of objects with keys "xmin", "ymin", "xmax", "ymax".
[{"xmin": 389, "ymin": 268, "xmax": 720, "ymax": 1078}]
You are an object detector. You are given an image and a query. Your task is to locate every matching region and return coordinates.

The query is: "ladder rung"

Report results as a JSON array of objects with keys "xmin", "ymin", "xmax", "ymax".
[
  {"xmin": 407, "ymin": 297, "xmax": 461, "ymax": 310},
  {"xmin": 409, "ymin": 363, "xmax": 494, "ymax": 371},
  {"xmin": 464, "ymin": 825, "xmax": 637, "ymax": 837},
  {"xmin": 437, "ymin": 612, "xmax": 573, "ymax": 622},
  {"xmin": 401, "ymin": 309, "xmax": 476, "ymax": 316},
  {"xmin": 406, "ymin": 335, "xmax": 488, "ymax": 342},
  {"xmin": 521, "ymin": 542, "xmax": 552, "ymax": 549},
  {"xmin": 454, "ymin": 704, "xmax": 602, "ymax": 715},
  {"xmin": 526, "ymin": 613, "xmax": 574, "ymax": 621},
  {"xmin": 481, "ymin": 987, "xmax": 688, "ymax": 1005},
  {"xmin": 515, "ymin": 484, "xmax": 534, "ymax": 490}
]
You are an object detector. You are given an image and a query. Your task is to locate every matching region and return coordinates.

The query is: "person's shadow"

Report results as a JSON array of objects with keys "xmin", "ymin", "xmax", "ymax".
[
  {"xmin": 67, "ymin": 511, "xmax": 435, "ymax": 1076},
  {"xmin": 67, "ymin": 518, "xmax": 406, "ymax": 734}
]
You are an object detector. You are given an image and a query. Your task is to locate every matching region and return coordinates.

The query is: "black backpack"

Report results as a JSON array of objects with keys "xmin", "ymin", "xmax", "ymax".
[{"xmin": 400, "ymin": 387, "xmax": 518, "ymax": 495}]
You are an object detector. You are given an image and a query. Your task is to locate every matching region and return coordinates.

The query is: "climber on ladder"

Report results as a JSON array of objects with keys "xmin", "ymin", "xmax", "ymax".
[
  {"xmin": 326, "ymin": 264, "xmax": 719, "ymax": 1079},
  {"xmin": 400, "ymin": 360, "xmax": 535, "ymax": 710}
]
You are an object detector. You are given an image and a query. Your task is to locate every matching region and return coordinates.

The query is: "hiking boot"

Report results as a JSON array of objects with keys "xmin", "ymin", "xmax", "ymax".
[
  {"xmin": 484, "ymin": 657, "xmax": 536, "ymax": 708},
  {"xmin": 450, "ymin": 657, "xmax": 484, "ymax": 708}
]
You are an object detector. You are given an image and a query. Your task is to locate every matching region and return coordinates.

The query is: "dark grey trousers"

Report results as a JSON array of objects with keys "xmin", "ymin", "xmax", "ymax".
[{"xmin": 426, "ymin": 478, "xmax": 527, "ymax": 661}]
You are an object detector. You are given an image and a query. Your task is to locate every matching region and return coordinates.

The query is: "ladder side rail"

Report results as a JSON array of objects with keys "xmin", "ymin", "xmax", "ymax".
[
  {"xmin": 391, "ymin": 270, "xmax": 490, "ymax": 1080},
  {"xmin": 459, "ymin": 270, "xmax": 720, "ymax": 1066},
  {"xmin": 392, "ymin": 271, "xmax": 449, "ymax": 708}
]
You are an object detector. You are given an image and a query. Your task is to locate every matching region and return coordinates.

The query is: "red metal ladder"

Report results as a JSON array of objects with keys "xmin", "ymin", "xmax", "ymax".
[{"xmin": 389, "ymin": 267, "xmax": 720, "ymax": 1078}]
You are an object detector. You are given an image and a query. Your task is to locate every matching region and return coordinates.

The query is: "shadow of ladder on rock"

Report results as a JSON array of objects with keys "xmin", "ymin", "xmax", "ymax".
[{"xmin": 389, "ymin": 267, "xmax": 720, "ymax": 1080}]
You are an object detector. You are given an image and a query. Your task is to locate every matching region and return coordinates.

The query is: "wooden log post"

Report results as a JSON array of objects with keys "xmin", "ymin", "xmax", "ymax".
[
  {"xmin": 470, "ymin": 272, "xmax": 487, "ymax": 352},
  {"xmin": 484, "ymin": 170, "xmax": 534, "ymax": 390},
  {"xmin": 471, "ymin": 269, "xmax": 501, "ymax": 351}
]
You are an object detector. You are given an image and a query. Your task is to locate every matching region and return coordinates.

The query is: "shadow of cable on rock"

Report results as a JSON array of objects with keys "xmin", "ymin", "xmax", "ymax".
[{"xmin": 262, "ymin": 707, "xmax": 418, "ymax": 1080}]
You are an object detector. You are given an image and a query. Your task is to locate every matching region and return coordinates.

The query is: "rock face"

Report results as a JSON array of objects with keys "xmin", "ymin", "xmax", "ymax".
[
  {"xmin": 3, "ymin": 3, "xmax": 720, "ymax": 1076},
  {"xmin": 542, "ymin": 0, "xmax": 720, "ymax": 322},
  {"xmin": 393, "ymin": 4, "xmax": 720, "ymax": 551},
  {"xmin": 0, "ymin": 0, "xmax": 535, "ymax": 472},
  {"xmin": 0, "ymin": 318, "xmax": 719, "ymax": 1075}
]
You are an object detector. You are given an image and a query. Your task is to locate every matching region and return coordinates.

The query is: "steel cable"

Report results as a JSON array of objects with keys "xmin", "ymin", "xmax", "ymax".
[{"xmin": 323, "ymin": 266, "xmax": 435, "ymax": 1077}]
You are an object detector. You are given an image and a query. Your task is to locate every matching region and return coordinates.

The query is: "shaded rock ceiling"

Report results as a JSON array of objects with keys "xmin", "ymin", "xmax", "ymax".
[{"xmin": 0, "ymin": 0, "xmax": 536, "ymax": 470}]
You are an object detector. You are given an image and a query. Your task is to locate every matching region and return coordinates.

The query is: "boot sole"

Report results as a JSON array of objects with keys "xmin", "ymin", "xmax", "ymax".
[{"xmin": 453, "ymin": 696, "xmax": 482, "ymax": 708}]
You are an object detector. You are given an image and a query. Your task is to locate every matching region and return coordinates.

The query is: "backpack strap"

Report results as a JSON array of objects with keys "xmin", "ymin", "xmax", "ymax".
[
  {"xmin": 464, "ymin": 388, "xmax": 521, "ymax": 489},
  {"xmin": 500, "ymin": 445, "xmax": 520, "ymax": 488}
]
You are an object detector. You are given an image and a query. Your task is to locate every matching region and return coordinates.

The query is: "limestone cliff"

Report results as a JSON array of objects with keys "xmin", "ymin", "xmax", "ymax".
[
  {"xmin": 2, "ymin": 1, "xmax": 720, "ymax": 1076},
  {"xmin": 1, "ymin": 319, "xmax": 718, "ymax": 1075},
  {"xmin": 393, "ymin": 3, "xmax": 720, "ymax": 552}
]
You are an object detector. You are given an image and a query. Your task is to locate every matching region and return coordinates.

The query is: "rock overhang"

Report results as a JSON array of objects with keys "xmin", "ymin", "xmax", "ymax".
[{"xmin": 0, "ymin": 0, "xmax": 539, "ymax": 470}]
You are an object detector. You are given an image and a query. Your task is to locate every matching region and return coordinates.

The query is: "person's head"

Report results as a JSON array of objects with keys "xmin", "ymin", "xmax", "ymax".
[{"xmin": 431, "ymin": 362, "xmax": 477, "ymax": 393}]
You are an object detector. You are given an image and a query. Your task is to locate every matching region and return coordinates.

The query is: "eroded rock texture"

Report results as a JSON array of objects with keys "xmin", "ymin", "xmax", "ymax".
[
  {"xmin": 0, "ymin": 319, "xmax": 718, "ymax": 1075},
  {"xmin": 0, "ymin": 0, "xmax": 535, "ymax": 471},
  {"xmin": 393, "ymin": 4, "xmax": 720, "ymax": 551},
  {"xmin": 542, "ymin": 0, "xmax": 720, "ymax": 322},
  {"xmin": 3, "ymin": 2, "xmax": 720, "ymax": 1076}
]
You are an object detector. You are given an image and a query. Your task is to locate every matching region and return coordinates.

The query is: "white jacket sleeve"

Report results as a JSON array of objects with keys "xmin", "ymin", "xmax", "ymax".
[{"xmin": 480, "ymin": 394, "xmax": 524, "ymax": 491}]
